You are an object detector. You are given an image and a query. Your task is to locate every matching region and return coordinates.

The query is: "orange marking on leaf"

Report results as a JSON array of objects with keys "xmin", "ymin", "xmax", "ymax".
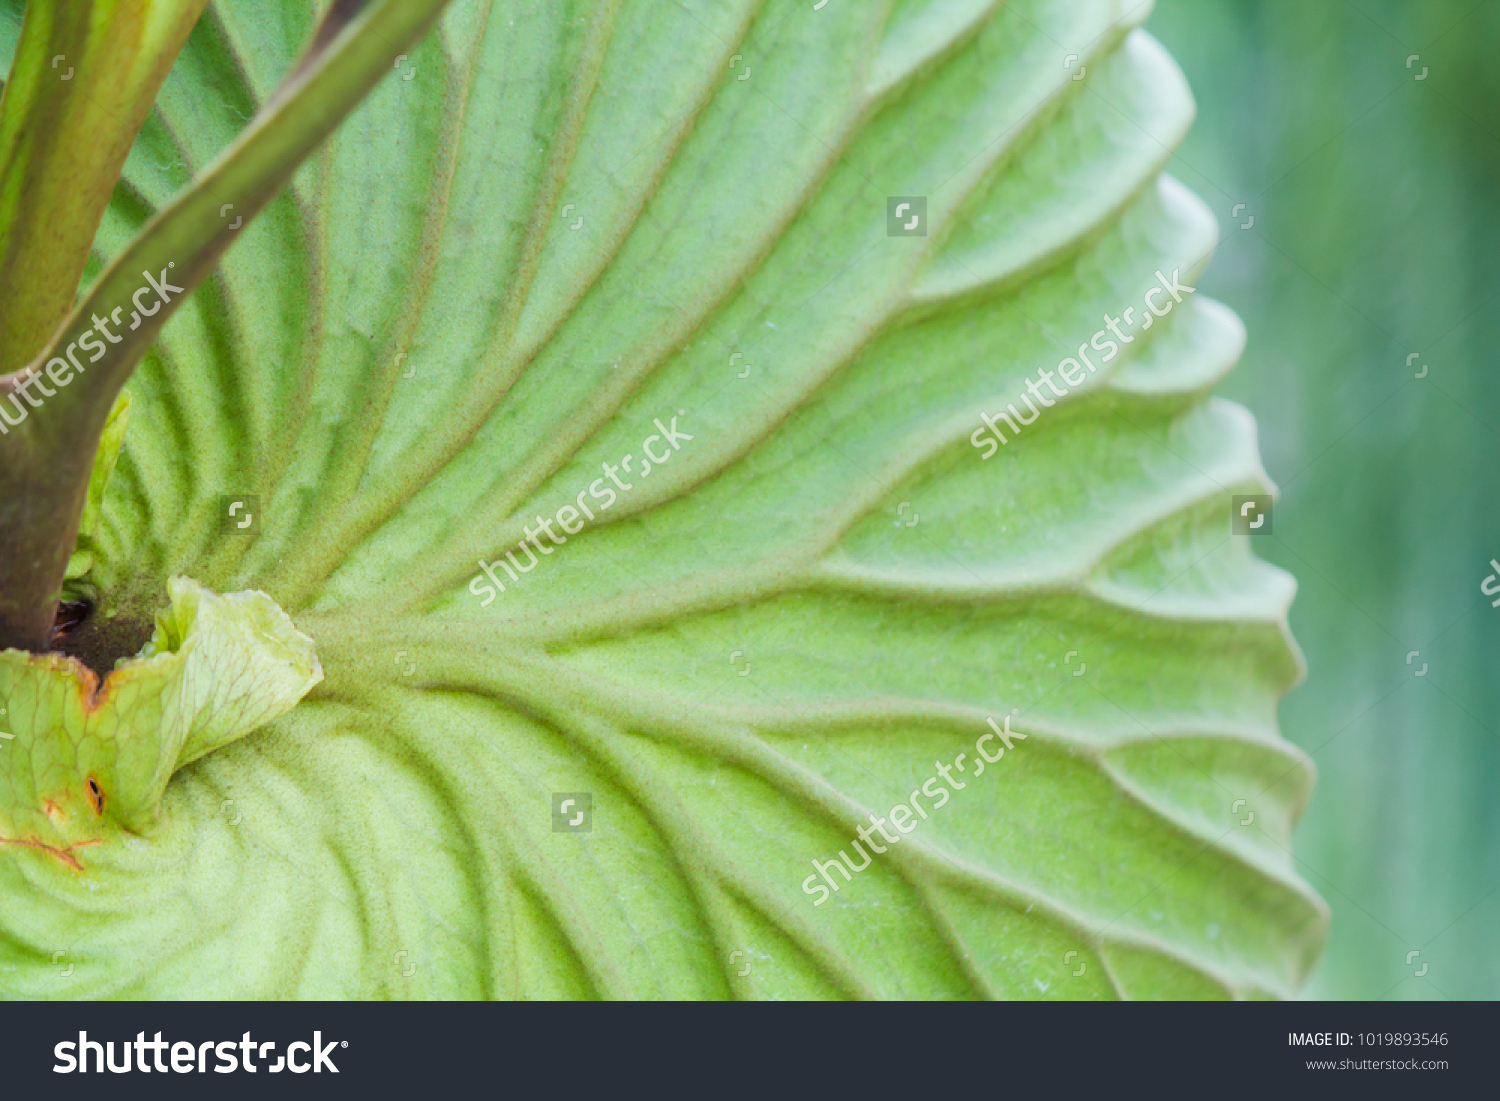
[{"xmin": 0, "ymin": 835, "xmax": 102, "ymax": 872}]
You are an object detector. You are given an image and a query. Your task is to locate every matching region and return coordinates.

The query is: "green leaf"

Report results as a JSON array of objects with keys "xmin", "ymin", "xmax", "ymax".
[
  {"xmin": 64, "ymin": 389, "xmax": 130, "ymax": 583},
  {"xmin": 0, "ymin": 0, "xmax": 1325, "ymax": 998},
  {"xmin": 0, "ymin": 576, "xmax": 320, "ymax": 857}
]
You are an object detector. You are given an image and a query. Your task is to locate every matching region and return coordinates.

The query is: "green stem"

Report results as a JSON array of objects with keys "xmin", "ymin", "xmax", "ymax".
[{"xmin": 0, "ymin": 0, "xmax": 208, "ymax": 653}]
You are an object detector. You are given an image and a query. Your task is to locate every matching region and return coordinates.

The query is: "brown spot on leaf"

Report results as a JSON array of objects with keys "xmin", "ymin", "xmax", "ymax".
[{"xmin": 85, "ymin": 777, "xmax": 104, "ymax": 816}]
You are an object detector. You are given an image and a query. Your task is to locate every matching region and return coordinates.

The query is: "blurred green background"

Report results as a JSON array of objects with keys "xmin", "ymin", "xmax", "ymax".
[{"xmin": 1147, "ymin": 0, "xmax": 1500, "ymax": 999}]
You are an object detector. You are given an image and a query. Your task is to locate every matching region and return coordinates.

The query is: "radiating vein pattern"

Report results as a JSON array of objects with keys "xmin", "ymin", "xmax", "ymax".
[{"xmin": 0, "ymin": 0, "xmax": 1325, "ymax": 999}]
